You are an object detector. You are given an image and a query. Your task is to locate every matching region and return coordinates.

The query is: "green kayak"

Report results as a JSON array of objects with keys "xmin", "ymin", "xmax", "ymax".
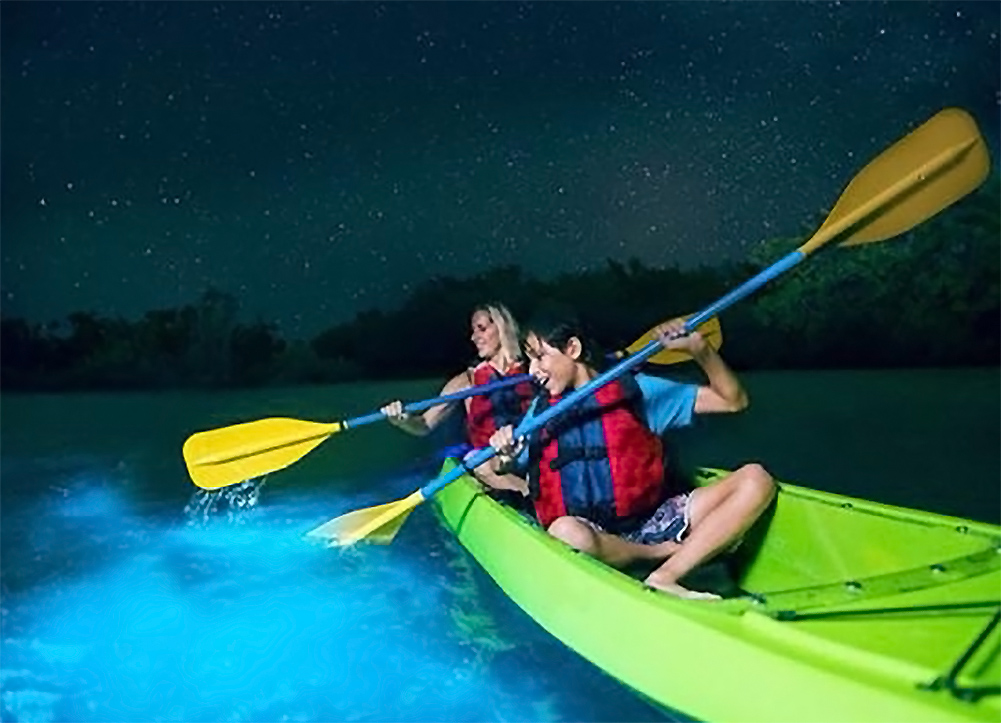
[{"xmin": 432, "ymin": 460, "xmax": 1000, "ymax": 722}]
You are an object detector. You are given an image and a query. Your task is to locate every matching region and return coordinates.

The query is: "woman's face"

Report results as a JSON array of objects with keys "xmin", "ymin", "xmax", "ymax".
[
  {"xmin": 470, "ymin": 310, "xmax": 502, "ymax": 360},
  {"xmin": 524, "ymin": 332, "xmax": 579, "ymax": 396}
]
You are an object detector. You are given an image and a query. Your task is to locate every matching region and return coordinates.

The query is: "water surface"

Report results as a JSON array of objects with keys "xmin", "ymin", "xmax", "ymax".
[{"xmin": 1, "ymin": 368, "xmax": 997, "ymax": 721}]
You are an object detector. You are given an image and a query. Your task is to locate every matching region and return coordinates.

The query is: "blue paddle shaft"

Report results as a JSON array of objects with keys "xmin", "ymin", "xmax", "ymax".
[
  {"xmin": 419, "ymin": 250, "xmax": 805, "ymax": 499},
  {"xmin": 685, "ymin": 251, "xmax": 804, "ymax": 330},
  {"xmin": 344, "ymin": 373, "xmax": 534, "ymax": 428}
]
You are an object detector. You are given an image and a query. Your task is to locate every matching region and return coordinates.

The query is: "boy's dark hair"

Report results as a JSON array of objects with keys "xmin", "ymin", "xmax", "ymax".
[{"xmin": 522, "ymin": 302, "xmax": 604, "ymax": 367}]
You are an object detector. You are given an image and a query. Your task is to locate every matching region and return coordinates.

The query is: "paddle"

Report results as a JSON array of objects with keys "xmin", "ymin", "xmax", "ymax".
[
  {"xmin": 307, "ymin": 107, "xmax": 989, "ymax": 547},
  {"xmin": 183, "ymin": 374, "xmax": 529, "ymax": 490},
  {"xmin": 183, "ymin": 316, "xmax": 722, "ymax": 490},
  {"xmin": 621, "ymin": 315, "xmax": 722, "ymax": 366}
]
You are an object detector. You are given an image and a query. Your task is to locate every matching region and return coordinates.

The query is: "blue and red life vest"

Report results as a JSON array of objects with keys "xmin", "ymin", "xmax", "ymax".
[
  {"xmin": 527, "ymin": 374, "xmax": 669, "ymax": 532},
  {"xmin": 466, "ymin": 361, "xmax": 535, "ymax": 448}
]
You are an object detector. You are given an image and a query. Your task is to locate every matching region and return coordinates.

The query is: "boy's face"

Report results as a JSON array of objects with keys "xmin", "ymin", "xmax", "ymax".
[{"xmin": 524, "ymin": 332, "xmax": 580, "ymax": 396}]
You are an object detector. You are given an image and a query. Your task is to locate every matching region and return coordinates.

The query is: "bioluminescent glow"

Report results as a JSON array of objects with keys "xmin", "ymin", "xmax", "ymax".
[{"xmin": 1, "ymin": 461, "xmax": 672, "ymax": 722}]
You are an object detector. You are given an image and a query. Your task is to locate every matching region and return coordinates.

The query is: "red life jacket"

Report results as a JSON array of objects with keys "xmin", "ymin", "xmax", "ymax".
[
  {"xmin": 465, "ymin": 361, "xmax": 535, "ymax": 448},
  {"xmin": 527, "ymin": 375, "xmax": 667, "ymax": 532}
]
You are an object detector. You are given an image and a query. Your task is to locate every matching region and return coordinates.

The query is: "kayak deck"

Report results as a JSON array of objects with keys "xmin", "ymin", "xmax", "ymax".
[{"xmin": 432, "ymin": 461, "xmax": 1000, "ymax": 723}]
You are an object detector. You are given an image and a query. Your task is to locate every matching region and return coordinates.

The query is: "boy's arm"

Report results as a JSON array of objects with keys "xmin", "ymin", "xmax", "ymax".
[
  {"xmin": 470, "ymin": 456, "xmax": 529, "ymax": 495},
  {"xmin": 691, "ymin": 344, "xmax": 749, "ymax": 414},
  {"xmin": 654, "ymin": 318, "xmax": 748, "ymax": 415}
]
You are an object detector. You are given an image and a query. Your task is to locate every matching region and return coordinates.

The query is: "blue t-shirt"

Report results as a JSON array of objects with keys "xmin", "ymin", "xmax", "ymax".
[
  {"xmin": 507, "ymin": 372, "xmax": 698, "ymax": 469},
  {"xmin": 635, "ymin": 373, "xmax": 698, "ymax": 434}
]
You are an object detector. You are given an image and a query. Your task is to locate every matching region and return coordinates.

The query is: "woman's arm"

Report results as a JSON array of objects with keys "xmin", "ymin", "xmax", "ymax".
[{"xmin": 380, "ymin": 370, "xmax": 471, "ymax": 436}]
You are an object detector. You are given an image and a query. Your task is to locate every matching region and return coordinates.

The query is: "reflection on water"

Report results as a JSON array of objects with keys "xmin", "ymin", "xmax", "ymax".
[{"xmin": 0, "ymin": 457, "xmax": 674, "ymax": 723}]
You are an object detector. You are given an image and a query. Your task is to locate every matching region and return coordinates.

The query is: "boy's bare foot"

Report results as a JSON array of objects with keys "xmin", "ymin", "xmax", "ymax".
[{"xmin": 644, "ymin": 573, "xmax": 721, "ymax": 601}]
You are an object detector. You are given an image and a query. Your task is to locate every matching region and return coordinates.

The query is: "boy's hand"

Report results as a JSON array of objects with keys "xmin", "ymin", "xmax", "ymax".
[
  {"xmin": 654, "ymin": 317, "xmax": 707, "ymax": 355},
  {"xmin": 489, "ymin": 425, "xmax": 523, "ymax": 460}
]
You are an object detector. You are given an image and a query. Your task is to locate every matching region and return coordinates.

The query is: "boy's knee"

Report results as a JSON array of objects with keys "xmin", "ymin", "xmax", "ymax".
[
  {"xmin": 548, "ymin": 516, "xmax": 597, "ymax": 553},
  {"xmin": 738, "ymin": 463, "xmax": 776, "ymax": 501}
]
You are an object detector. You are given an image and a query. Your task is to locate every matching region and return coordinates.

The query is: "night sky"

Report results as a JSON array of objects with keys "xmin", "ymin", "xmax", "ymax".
[{"xmin": 2, "ymin": 2, "xmax": 998, "ymax": 338}]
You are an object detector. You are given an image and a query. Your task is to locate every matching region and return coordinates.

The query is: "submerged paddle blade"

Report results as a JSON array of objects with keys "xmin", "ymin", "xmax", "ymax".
[
  {"xmin": 184, "ymin": 417, "xmax": 342, "ymax": 489},
  {"xmin": 306, "ymin": 491, "xmax": 424, "ymax": 546},
  {"xmin": 804, "ymin": 108, "xmax": 989, "ymax": 253},
  {"xmin": 624, "ymin": 316, "xmax": 722, "ymax": 365}
]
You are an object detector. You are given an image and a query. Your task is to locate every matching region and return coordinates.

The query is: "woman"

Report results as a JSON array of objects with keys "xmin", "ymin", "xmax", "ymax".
[
  {"xmin": 381, "ymin": 302, "xmax": 534, "ymax": 495},
  {"xmin": 489, "ymin": 309, "xmax": 776, "ymax": 599}
]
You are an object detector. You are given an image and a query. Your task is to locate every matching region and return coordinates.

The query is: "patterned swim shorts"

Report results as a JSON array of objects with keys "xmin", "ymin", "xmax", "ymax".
[
  {"xmin": 623, "ymin": 492, "xmax": 692, "ymax": 545},
  {"xmin": 574, "ymin": 492, "xmax": 692, "ymax": 546}
]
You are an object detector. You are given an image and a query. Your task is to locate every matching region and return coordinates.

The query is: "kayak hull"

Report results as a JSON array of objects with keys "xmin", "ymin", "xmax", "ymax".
[{"xmin": 432, "ymin": 462, "xmax": 1000, "ymax": 723}]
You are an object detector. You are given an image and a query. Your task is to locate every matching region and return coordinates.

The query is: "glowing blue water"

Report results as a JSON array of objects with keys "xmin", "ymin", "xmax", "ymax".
[{"xmin": 0, "ymin": 458, "xmax": 675, "ymax": 722}]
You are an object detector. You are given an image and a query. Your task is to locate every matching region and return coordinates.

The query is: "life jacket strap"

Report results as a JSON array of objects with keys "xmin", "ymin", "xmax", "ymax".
[{"xmin": 549, "ymin": 445, "xmax": 610, "ymax": 471}]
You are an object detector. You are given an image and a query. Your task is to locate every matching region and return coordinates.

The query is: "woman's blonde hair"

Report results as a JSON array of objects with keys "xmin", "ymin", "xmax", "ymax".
[{"xmin": 473, "ymin": 302, "xmax": 522, "ymax": 364}]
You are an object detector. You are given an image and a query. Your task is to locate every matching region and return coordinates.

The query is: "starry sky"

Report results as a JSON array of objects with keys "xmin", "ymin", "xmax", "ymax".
[{"xmin": 2, "ymin": 2, "xmax": 998, "ymax": 338}]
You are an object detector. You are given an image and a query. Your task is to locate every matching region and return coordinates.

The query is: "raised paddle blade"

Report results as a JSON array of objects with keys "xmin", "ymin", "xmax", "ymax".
[
  {"xmin": 306, "ymin": 491, "xmax": 424, "ymax": 546},
  {"xmin": 803, "ymin": 108, "xmax": 989, "ymax": 253},
  {"xmin": 183, "ymin": 418, "xmax": 341, "ymax": 489},
  {"xmin": 623, "ymin": 316, "xmax": 722, "ymax": 365}
]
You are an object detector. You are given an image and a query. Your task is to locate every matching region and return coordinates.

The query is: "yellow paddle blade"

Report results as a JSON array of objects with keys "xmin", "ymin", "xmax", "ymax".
[
  {"xmin": 623, "ymin": 316, "xmax": 722, "ymax": 365},
  {"xmin": 183, "ymin": 417, "xmax": 342, "ymax": 489},
  {"xmin": 305, "ymin": 491, "xmax": 425, "ymax": 546},
  {"xmin": 801, "ymin": 108, "xmax": 989, "ymax": 254}
]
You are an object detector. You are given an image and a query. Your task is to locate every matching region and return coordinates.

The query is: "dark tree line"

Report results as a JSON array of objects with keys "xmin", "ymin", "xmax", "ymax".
[
  {"xmin": 2, "ymin": 178, "xmax": 997, "ymax": 391},
  {"xmin": 742, "ymin": 174, "xmax": 1000, "ymax": 369},
  {"xmin": 1, "ymin": 289, "xmax": 354, "ymax": 391}
]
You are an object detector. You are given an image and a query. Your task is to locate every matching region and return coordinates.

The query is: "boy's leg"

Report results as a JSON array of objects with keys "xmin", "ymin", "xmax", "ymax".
[
  {"xmin": 645, "ymin": 464, "xmax": 775, "ymax": 597},
  {"xmin": 547, "ymin": 516, "xmax": 679, "ymax": 568}
]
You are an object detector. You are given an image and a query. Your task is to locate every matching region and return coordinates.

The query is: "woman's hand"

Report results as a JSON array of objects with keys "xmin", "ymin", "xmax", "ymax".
[{"xmin": 380, "ymin": 400, "xmax": 410, "ymax": 427}]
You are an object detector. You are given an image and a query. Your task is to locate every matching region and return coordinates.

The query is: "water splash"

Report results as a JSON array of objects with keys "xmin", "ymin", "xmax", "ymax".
[{"xmin": 183, "ymin": 478, "xmax": 267, "ymax": 525}]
